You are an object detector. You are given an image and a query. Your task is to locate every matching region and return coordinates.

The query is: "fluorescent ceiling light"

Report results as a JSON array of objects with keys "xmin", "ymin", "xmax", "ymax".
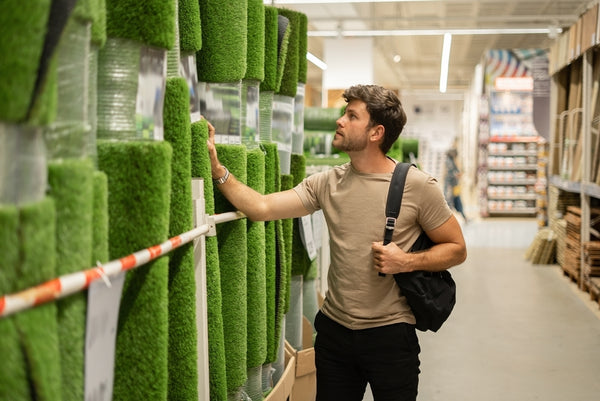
[
  {"xmin": 307, "ymin": 52, "xmax": 327, "ymax": 70},
  {"xmin": 308, "ymin": 27, "xmax": 561, "ymax": 37},
  {"xmin": 439, "ymin": 33, "xmax": 451, "ymax": 93}
]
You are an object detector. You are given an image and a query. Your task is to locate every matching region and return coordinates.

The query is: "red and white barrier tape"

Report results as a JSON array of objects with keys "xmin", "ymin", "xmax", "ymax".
[{"xmin": 0, "ymin": 210, "xmax": 245, "ymax": 318}]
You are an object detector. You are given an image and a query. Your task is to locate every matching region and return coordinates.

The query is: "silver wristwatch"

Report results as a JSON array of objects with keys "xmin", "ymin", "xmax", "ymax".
[{"xmin": 213, "ymin": 165, "xmax": 230, "ymax": 185}]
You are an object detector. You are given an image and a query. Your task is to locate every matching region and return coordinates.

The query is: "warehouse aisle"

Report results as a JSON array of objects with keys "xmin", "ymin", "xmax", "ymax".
[{"xmin": 364, "ymin": 218, "xmax": 600, "ymax": 401}]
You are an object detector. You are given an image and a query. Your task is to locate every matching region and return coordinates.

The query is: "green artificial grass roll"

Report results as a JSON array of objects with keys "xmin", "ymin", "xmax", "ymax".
[
  {"xmin": 0, "ymin": 205, "xmax": 29, "ymax": 400},
  {"xmin": 179, "ymin": 0, "xmax": 202, "ymax": 53},
  {"xmin": 0, "ymin": 1, "xmax": 51, "ymax": 122},
  {"xmin": 245, "ymin": 0, "xmax": 265, "ymax": 82},
  {"xmin": 91, "ymin": 0, "xmax": 107, "ymax": 47},
  {"xmin": 246, "ymin": 149, "xmax": 267, "ymax": 369},
  {"xmin": 190, "ymin": 120, "xmax": 228, "ymax": 401},
  {"xmin": 92, "ymin": 171, "xmax": 109, "ymax": 265},
  {"xmin": 97, "ymin": 140, "xmax": 172, "ymax": 401},
  {"xmin": 197, "ymin": 0, "xmax": 247, "ymax": 83},
  {"xmin": 48, "ymin": 158, "xmax": 94, "ymax": 401},
  {"xmin": 260, "ymin": 6, "xmax": 279, "ymax": 92},
  {"xmin": 164, "ymin": 77, "xmax": 199, "ymax": 400},
  {"xmin": 105, "ymin": 0, "xmax": 175, "ymax": 49},
  {"xmin": 214, "ymin": 144, "xmax": 248, "ymax": 394},
  {"xmin": 304, "ymin": 107, "xmax": 340, "ymax": 131},
  {"xmin": 14, "ymin": 198, "xmax": 62, "ymax": 401},
  {"xmin": 297, "ymin": 12, "xmax": 308, "ymax": 84},
  {"xmin": 290, "ymin": 154, "xmax": 310, "ymax": 276},
  {"xmin": 280, "ymin": 174, "xmax": 294, "ymax": 314},
  {"xmin": 261, "ymin": 143, "xmax": 280, "ymax": 363},
  {"xmin": 276, "ymin": 8, "xmax": 299, "ymax": 97},
  {"xmin": 275, "ymin": 14, "xmax": 290, "ymax": 95}
]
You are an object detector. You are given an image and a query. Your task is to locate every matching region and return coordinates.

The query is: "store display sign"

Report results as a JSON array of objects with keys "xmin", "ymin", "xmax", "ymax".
[
  {"xmin": 84, "ymin": 272, "xmax": 126, "ymax": 401},
  {"xmin": 494, "ymin": 77, "xmax": 533, "ymax": 92}
]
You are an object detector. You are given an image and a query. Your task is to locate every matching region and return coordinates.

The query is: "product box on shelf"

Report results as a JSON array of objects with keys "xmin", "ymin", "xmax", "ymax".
[
  {"xmin": 285, "ymin": 316, "xmax": 317, "ymax": 401},
  {"xmin": 264, "ymin": 344, "xmax": 296, "ymax": 401}
]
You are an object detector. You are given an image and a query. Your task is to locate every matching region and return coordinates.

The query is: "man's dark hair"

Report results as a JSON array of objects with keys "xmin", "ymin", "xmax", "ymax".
[{"xmin": 342, "ymin": 84, "xmax": 407, "ymax": 154}]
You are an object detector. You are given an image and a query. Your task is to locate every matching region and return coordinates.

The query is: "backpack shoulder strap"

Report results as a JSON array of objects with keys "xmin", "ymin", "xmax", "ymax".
[{"xmin": 383, "ymin": 162, "xmax": 413, "ymax": 245}]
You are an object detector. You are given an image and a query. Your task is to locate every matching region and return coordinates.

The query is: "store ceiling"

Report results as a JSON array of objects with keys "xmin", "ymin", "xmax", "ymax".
[{"xmin": 266, "ymin": 0, "xmax": 592, "ymax": 97}]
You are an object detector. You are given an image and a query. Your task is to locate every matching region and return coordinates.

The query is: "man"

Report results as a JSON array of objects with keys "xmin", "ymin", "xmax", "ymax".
[{"xmin": 206, "ymin": 84, "xmax": 467, "ymax": 401}]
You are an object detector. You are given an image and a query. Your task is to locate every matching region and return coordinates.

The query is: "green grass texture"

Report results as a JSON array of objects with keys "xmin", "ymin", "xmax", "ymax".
[
  {"xmin": 105, "ymin": 0, "xmax": 175, "ymax": 49},
  {"xmin": 246, "ymin": 148, "xmax": 267, "ymax": 368},
  {"xmin": 214, "ymin": 144, "xmax": 249, "ymax": 394},
  {"xmin": 97, "ymin": 140, "xmax": 172, "ymax": 400},
  {"xmin": 245, "ymin": 0, "xmax": 265, "ymax": 82},
  {"xmin": 197, "ymin": 0, "xmax": 247, "ymax": 83},
  {"xmin": 276, "ymin": 8, "xmax": 300, "ymax": 97},
  {"xmin": 164, "ymin": 77, "xmax": 199, "ymax": 400},
  {"xmin": 179, "ymin": 0, "xmax": 202, "ymax": 53},
  {"xmin": 190, "ymin": 120, "xmax": 228, "ymax": 401},
  {"xmin": 260, "ymin": 6, "xmax": 280, "ymax": 92},
  {"xmin": 48, "ymin": 158, "xmax": 94, "ymax": 401},
  {"xmin": 290, "ymin": 154, "xmax": 311, "ymax": 276}
]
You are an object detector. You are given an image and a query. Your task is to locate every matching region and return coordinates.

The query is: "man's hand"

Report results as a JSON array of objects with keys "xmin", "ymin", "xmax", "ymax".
[
  {"xmin": 371, "ymin": 241, "xmax": 414, "ymax": 275},
  {"xmin": 204, "ymin": 118, "xmax": 226, "ymax": 179}
]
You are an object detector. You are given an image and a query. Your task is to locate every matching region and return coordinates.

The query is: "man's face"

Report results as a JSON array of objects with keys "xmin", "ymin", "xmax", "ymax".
[{"xmin": 332, "ymin": 100, "xmax": 372, "ymax": 153}]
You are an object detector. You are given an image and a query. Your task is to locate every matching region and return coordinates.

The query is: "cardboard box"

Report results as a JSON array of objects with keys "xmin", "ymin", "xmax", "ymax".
[
  {"xmin": 581, "ymin": 4, "xmax": 598, "ymax": 53},
  {"xmin": 285, "ymin": 317, "xmax": 317, "ymax": 401},
  {"xmin": 264, "ymin": 344, "xmax": 295, "ymax": 401}
]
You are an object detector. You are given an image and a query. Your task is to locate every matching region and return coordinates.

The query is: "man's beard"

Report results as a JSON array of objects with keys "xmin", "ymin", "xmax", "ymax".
[{"xmin": 332, "ymin": 133, "xmax": 368, "ymax": 153}]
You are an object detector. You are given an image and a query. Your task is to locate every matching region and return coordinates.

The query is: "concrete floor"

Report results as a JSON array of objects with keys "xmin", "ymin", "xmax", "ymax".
[{"xmin": 364, "ymin": 218, "xmax": 600, "ymax": 401}]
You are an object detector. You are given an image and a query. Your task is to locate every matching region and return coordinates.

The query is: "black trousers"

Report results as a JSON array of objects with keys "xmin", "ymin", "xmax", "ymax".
[{"xmin": 314, "ymin": 311, "xmax": 421, "ymax": 401}]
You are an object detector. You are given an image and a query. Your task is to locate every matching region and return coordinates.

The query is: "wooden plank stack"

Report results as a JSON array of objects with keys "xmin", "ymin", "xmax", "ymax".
[
  {"xmin": 563, "ymin": 206, "xmax": 582, "ymax": 283},
  {"xmin": 525, "ymin": 228, "xmax": 557, "ymax": 264}
]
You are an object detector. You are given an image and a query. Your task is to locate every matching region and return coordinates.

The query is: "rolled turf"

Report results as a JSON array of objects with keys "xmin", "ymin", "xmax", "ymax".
[
  {"xmin": 290, "ymin": 154, "xmax": 310, "ymax": 276},
  {"xmin": 178, "ymin": 0, "xmax": 202, "ymax": 54},
  {"xmin": 163, "ymin": 77, "xmax": 199, "ymax": 400},
  {"xmin": 196, "ymin": 0, "xmax": 247, "ymax": 83},
  {"xmin": 275, "ymin": 8, "xmax": 300, "ymax": 98},
  {"xmin": 97, "ymin": 140, "xmax": 172, "ymax": 401},
  {"xmin": 47, "ymin": 157, "xmax": 94, "ymax": 401},
  {"xmin": 214, "ymin": 144, "xmax": 248, "ymax": 395},
  {"xmin": 14, "ymin": 198, "xmax": 62, "ymax": 401},
  {"xmin": 260, "ymin": 6, "xmax": 282, "ymax": 93},
  {"xmin": 190, "ymin": 120, "xmax": 228, "ymax": 401},
  {"xmin": 280, "ymin": 174, "xmax": 294, "ymax": 314},
  {"xmin": 245, "ymin": 0, "xmax": 265, "ymax": 82}
]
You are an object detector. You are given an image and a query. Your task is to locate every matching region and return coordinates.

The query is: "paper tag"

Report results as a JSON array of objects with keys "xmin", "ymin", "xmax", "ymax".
[
  {"xmin": 299, "ymin": 214, "xmax": 318, "ymax": 260},
  {"xmin": 84, "ymin": 271, "xmax": 126, "ymax": 401}
]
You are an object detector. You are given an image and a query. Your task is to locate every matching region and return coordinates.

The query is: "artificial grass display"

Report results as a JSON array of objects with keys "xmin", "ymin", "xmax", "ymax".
[
  {"xmin": 245, "ymin": 0, "xmax": 265, "ymax": 82},
  {"xmin": 163, "ymin": 77, "xmax": 199, "ymax": 400},
  {"xmin": 245, "ymin": 148, "xmax": 267, "ymax": 369},
  {"xmin": 276, "ymin": 8, "xmax": 300, "ymax": 98},
  {"xmin": 197, "ymin": 0, "xmax": 248, "ymax": 83},
  {"xmin": 47, "ymin": 158, "xmax": 94, "ymax": 401},
  {"xmin": 105, "ymin": 0, "xmax": 175, "ymax": 50},
  {"xmin": 92, "ymin": 171, "xmax": 109, "ymax": 265},
  {"xmin": 280, "ymin": 174, "xmax": 294, "ymax": 314},
  {"xmin": 290, "ymin": 154, "xmax": 310, "ymax": 276},
  {"xmin": 214, "ymin": 144, "xmax": 249, "ymax": 395},
  {"xmin": 260, "ymin": 6, "xmax": 282, "ymax": 93},
  {"xmin": 262, "ymin": 143, "xmax": 282, "ymax": 364},
  {"xmin": 14, "ymin": 198, "xmax": 62, "ymax": 401},
  {"xmin": 275, "ymin": 15, "xmax": 291, "ymax": 94},
  {"xmin": 97, "ymin": 140, "xmax": 172, "ymax": 401},
  {"xmin": 0, "ymin": 1, "xmax": 51, "ymax": 122},
  {"xmin": 190, "ymin": 120, "xmax": 228, "ymax": 401},
  {"xmin": 0, "ymin": 205, "xmax": 29, "ymax": 400},
  {"xmin": 178, "ymin": 0, "xmax": 202, "ymax": 53},
  {"xmin": 297, "ymin": 12, "xmax": 308, "ymax": 84}
]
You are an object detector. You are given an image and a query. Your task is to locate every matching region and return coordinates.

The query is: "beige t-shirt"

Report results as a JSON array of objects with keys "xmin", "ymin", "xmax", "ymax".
[{"xmin": 293, "ymin": 162, "xmax": 452, "ymax": 330}]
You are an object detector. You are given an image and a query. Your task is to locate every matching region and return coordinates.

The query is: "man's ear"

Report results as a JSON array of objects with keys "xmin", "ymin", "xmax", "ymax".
[{"xmin": 369, "ymin": 124, "xmax": 385, "ymax": 143}]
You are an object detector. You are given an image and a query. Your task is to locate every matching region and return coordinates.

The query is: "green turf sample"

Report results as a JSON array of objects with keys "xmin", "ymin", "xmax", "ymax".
[
  {"xmin": 91, "ymin": 0, "xmax": 107, "ymax": 47},
  {"xmin": 246, "ymin": 149, "xmax": 267, "ymax": 369},
  {"xmin": 196, "ymin": 0, "xmax": 248, "ymax": 83},
  {"xmin": 164, "ymin": 77, "xmax": 199, "ymax": 400},
  {"xmin": 245, "ymin": 0, "xmax": 265, "ymax": 82},
  {"xmin": 260, "ymin": 6, "xmax": 279, "ymax": 92},
  {"xmin": 276, "ymin": 9, "xmax": 299, "ymax": 97},
  {"xmin": 297, "ymin": 12, "xmax": 308, "ymax": 84},
  {"xmin": 92, "ymin": 171, "xmax": 109, "ymax": 265},
  {"xmin": 261, "ymin": 143, "xmax": 280, "ymax": 363},
  {"xmin": 190, "ymin": 120, "xmax": 228, "ymax": 401},
  {"xmin": 48, "ymin": 158, "xmax": 94, "ymax": 401},
  {"xmin": 274, "ymin": 15, "xmax": 290, "ymax": 94},
  {"xmin": 0, "ymin": 1, "xmax": 51, "ymax": 122},
  {"xmin": 26, "ymin": 55, "xmax": 58, "ymax": 126},
  {"xmin": 290, "ymin": 154, "xmax": 310, "ymax": 276},
  {"xmin": 179, "ymin": 0, "xmax": 202, "ymax": 53},
  {"xmin": 105, "ymin": 0, "xmax": 175, "ymax": 49},
  {"xmin": 14, "ymin": 198, "xmax": 62, "ymax": 401},
  {"xmin": 280, "ymin": 174, "xmax": 294, "ymax": 313},
  {"xmin": 214, "ymin": 144, "xmax": 248, "ymax": 393},
  {"xmin": 0, "ymin": 205, "xmax": 30, "ymax": 400},
  {"xmin": 97, "ymin": 140, "xmax": 172, "ymax": 401}
]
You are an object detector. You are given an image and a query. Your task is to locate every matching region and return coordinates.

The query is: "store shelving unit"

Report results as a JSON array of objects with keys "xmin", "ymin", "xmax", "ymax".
[{"xmin": 549, "ymin": 2, "xmax": 600, "ymax": 290}]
